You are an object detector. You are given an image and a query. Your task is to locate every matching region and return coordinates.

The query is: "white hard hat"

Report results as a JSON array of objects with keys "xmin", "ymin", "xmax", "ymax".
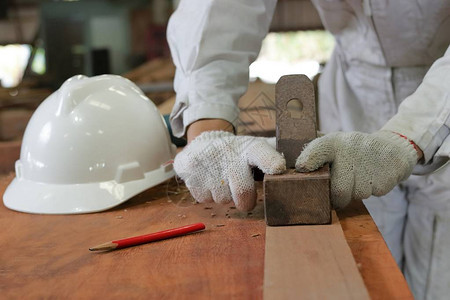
[{"xmin": 3, "ymin": 74, "xmax": 176, "ymax": 214}]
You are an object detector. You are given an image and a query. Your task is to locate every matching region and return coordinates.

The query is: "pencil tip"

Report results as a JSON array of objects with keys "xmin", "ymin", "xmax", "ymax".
[{"xmin": 89, "ymin": 242, "xmax": 117, "ymax": 252}]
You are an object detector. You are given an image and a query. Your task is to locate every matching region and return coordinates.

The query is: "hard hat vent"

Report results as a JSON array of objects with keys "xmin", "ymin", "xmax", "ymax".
[{"xmin": 115, "ymin": 162, "xmax": 145, "ymax": 183}]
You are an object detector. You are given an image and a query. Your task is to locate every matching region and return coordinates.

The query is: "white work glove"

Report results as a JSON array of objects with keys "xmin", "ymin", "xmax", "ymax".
[
  {"xmin": 174, "ymin": 131, "xmax": 286, "ymax": 211},
  {"xmin": 296, "ymin": 131, "xmax": 419, "ymax": 209}
]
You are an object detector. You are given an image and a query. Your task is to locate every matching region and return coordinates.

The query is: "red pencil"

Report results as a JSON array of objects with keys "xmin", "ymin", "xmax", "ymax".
[{"xmin": 89, "ymin": 223, "xmax": 206, "ymax": 251}]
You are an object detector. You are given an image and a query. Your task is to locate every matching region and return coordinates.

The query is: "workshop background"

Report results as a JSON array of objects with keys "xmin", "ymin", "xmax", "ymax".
[
  {"xmin": 0, "ymin": 1, "xmax": 417, "ymax": 299},
  {"xmin": 0, "ymin": 0, "xmax": 334, "ymax": 174}
]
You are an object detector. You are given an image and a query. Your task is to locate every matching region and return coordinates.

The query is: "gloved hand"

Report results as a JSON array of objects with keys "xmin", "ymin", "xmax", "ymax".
[
  {"xmin": 296, "ymin": 131, "xmax": 419, "ymax": 209},
  {"xmin": 174, "ymin": 131, "xmax": 286, "ymax": 211}
]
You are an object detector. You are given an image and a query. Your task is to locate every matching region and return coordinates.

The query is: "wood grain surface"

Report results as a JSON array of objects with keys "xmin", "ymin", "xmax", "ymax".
[
  {"xmin": 264, "ymin": 211, "xmax": 369, "ymax": 299},
  {"xmin": 339, "ymin": 199, "xmax": 415, "ymax": 300},
  {"xmin": 0, "ymin": 174, "xmax": 413, "ymax": 299},
  {"xmin": 264, "ymin": 167, "xmax": 331, "ymax": 225}
]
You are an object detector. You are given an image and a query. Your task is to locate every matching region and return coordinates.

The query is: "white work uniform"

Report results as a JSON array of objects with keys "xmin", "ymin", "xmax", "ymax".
[{"xmin": 167, "ymin": 1, "xmax": 450, "ymax": 299}]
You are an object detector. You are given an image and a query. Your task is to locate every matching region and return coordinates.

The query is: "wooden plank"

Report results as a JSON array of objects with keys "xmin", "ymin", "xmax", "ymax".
[
  {"xmin": 338, "ymin": 200, "xmax": 415, "ymax": 300},
  {"xmin": 264, "ymin": 211, "xmax": 370, "ymax": 300},
  {"xmin": 0, "ymin": 174, "xmax": 412, "ymax": 299}
]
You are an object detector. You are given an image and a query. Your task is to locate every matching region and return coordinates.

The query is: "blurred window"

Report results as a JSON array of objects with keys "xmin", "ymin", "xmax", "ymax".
[
  {"xmin": 0, "ymin": 44, "xmax": 31, "ymax": 88},
  {"xmin": 250, "ymin": 31, "xmax": 335, "ymax": 83},
  {"xmin": 31, "ymin": 47, "xmax": 46, "ymax": 75}
]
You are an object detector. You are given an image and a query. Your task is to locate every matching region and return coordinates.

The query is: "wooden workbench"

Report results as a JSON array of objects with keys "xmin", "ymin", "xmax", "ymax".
[{"xmin": 0, "ymin": 173, "xmax": 412, "ymax": 299}]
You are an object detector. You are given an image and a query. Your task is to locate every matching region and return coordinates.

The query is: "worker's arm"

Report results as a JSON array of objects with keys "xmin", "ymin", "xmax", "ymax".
[
  {"xmin": 382, "ymin": 45, "xmax": 450, "ymax": 173},
  {"xmin": 167, "ymin": 0, "xmax": 277, "ymax": 138},
  {"xmin": 167, "ymin": 0, "xmax": 282, "ymax": 210},
  {"xmin": 297, "ymin": 45, "xmax": 450, "ymax": 208},
  {"xmin": 186, "ymin": 119, "xmax": 233, "ymax": 143}
]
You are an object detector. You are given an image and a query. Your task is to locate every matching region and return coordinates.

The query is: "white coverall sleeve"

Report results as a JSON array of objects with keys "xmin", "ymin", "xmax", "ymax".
[
  {"xmin": 382, "ymin": 46, "xmax": 450, "ymax": 173},
  {"xmin": 167, "ymin": 0, "xmax": 277, "ymax": 137}
]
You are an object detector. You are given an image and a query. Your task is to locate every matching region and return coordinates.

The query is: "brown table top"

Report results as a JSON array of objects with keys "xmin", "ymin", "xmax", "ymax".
[{"xmin": 0, "ymin": 174, "xmax": 412, "ymax": 299}]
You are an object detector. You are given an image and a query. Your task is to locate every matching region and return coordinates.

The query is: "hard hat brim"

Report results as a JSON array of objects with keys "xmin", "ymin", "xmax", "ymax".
[{"xmin": 3, "ymin": 166, "xmax": 175, "ymax": 214}]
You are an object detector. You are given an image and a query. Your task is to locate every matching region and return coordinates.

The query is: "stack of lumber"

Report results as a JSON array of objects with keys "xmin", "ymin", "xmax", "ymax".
[
  {"xmin": 0, "ymin": 108, "xmax": 32, "ymax": 141},
  {"xmin": 0, "ymin": 140, "xmax": 20, "ymax": 174},
  {"xmin": 123, "ymin": 57, "xmax": 175, "ymax": 84},
  {"xmin": 237, "ymin": 79, "xmax": 276, "ymax": 136},
  {"xmin": 0, "ymin": 87, "xmax": 52, "ymax": 110},
  {"xmin": 0, "ymin": 87, "xmax": 52, "ymax": 141},
  {"xmin": 156, "ymin": 79, "xmax": 277, "ymax": 137},
  {"xmin": 0, "ymin": 87, "xmax": 53, "ymax": 173},
  {"xmin": 123, "ymin": 58, "xmax": 176, "ymax": 106}
]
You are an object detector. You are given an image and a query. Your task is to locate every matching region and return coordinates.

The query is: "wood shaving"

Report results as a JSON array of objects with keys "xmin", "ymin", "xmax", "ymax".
[{"xmin": 251, "ymin": 233, "xmax": 261, "ymax": 237}]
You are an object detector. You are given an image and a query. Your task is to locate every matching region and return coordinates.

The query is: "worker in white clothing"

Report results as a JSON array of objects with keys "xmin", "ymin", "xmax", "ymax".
[{"xmin": 166, "ymin": 1, "xmax": 450, "ymax": 299}]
